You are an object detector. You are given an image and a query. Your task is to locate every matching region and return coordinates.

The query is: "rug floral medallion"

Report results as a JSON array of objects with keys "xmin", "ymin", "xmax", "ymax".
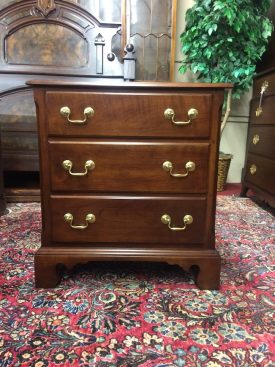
[{"xmin": 0, "ymin": 197, "xmax": 274, "ymax": 367}]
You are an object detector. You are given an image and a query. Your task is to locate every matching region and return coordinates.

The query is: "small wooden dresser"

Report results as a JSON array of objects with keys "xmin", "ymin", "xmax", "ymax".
[{"xmin": 28, "ymin": 80, "xmax": 230, "ymax": 289}]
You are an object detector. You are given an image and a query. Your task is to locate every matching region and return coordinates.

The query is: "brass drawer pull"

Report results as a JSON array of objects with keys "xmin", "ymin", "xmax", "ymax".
[
  {"xmin": 60, "ymin": 106, "xmax": 94, "ymax": 124},
  {"xmin": 62, "ymin": 159, "xmax": 95, "ymax": 176},
  {"xmin": 256, "ymin": 81, "xmax": 268, "ymax": 117},
  {"xmin": 64, "ymin": 213, "xmax": 96, "ymax": 229},
  {"xmin": 161, "ymin": 214, "xmax": 193, "ymax": 231},
  {"xmin": 164, "ymin": 108, "xmax": 198, "ymax": 126},
  {"xmin": 252, "ymin": 134, "xmax": 260, "ymax": 145},
  {"xmin": 162, "ymin": 160, "xmax": 196, "ymax": 177},
  {"xmin": 250, "ymin": 164, "xmax": 257, "ymax": 175}
]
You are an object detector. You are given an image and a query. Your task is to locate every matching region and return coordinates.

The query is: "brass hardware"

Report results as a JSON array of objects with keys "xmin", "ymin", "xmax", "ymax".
[
  {"xmin": 161, "ymin": 214, "xmax": 193, "ymax": 231},
  {"xmin": 256, "ymin": 107, "xmax": 262, "ymax": 117},
  {"xmin": 256, "ymin": 81, "xmax": 268, "ymax": 117},
  {"xmin": 162, "ymin": 160, "xmax": 195, "ymax": 177},
  {"xmin": 164, "ymin": 108, "xmax": 198, "ymax": 125},
  {"xmin": 64, "ymin": 213, "xmax": 96, "ymax": 229},
  {"xmin": 62, "ymin": 160, "xmax": 95, "ymax": 176},
  {"xmin": 249, "ymin": 164, "xmax": 257, "ymax": 175},
  {"xmin": 60, "ymin": 106, "xmax": 94, "ymax": 124},
  {"xmin": 252, "ymin": 134, "xmax": 260, "ymax": 145}
]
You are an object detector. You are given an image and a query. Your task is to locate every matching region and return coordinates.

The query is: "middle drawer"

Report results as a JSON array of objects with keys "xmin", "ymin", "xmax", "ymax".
[{"xmin": 49, "ymin": 140, "xmax": 210, "ymax": 193}]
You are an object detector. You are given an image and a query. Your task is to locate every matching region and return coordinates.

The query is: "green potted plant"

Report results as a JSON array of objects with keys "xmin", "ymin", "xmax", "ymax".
[{"xmin": 179, "ymin": 0, "xmax": 273, "ymax": 190}]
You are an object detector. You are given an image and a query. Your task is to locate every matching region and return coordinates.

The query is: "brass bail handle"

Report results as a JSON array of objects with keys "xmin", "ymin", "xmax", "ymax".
[
  {"xmin": 162, "ymin": 161, "xmax": 196, "ymax": 177},
  {"xmin": 249, "ymin": 164, "xmax": 257, "ymax": 175},
  {"xmin": 256, "ymin": 81, "xmax": 268, "ymax": 117},
  {"xmin": 64, "ymin": 213, "xmax": 96, "ymax": 230},
  {"xmin": 161, "ymin": 214, "xmax": 193, "ymax": 231},
  {"xmin": 164, "ymin": 107, "xmax": 198, "ymax": 126},
  {"xmin": 60, "ymin": 106, "xmax": 94, "ymax": 124},
  {"xmin": 252, "ymin": 134, "xmax": 260, "ymax": 145},
  {"xmin": 62, "ymin": 160, "xmax": 95, "ymax": 176}
]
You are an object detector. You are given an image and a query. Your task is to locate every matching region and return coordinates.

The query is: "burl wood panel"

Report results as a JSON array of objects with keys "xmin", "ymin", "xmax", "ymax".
[{"xmin": 7, "ymin": 24, "xmax": 88, "ymax": 67}]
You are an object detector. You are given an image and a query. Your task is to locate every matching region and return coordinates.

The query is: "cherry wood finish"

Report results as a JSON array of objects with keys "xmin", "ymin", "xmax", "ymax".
[
  {"xmin": 50, "ymin": 195, "xmax": 207, "ymax": 244},
  {"xmin": 49, "ymin": 140, "xmax": 209, "ymax": 193},
  {"xmin": 34, "ymin": 248, "xmax": 221, "ymax": 290},
  {"xmin": 28, "ymin": 80, "xmax": 230, "ymax": 289},
  {"xmin": 46, "ymin": 91, "xmax": 212, "ymax": 138}
]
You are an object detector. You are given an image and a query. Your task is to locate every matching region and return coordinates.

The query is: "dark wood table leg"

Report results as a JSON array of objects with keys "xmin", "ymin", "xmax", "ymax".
[{"xmin": 0, "ymin": 130, "xmax": 7, "ymax": 216}]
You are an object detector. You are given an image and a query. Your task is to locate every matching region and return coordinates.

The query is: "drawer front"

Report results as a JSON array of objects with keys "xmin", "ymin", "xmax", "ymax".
[
  {"xmin": 49, "ymin": 141, "xmax": 210, "ymax": 193},
  {"xmin": 46, "ymin": 92, "xmax": 212, "ymax": 138},
  {"xmin": 247, "ymin": 126, "xmax": 275, "ymax": 159},
  {"xmin": 50, "ymin": 196, "xmax": 207, "ymax": 244},
  {"xmin": 253, "ymin": 73, "xmax": 275, "ymax": 97},
  {"xmin": 250, "ymin": 96, "xmax": 275, "ymax": 125},
  {"xmin": 245, "ymin": 154, "xmax": 275, "ymax": 195}
]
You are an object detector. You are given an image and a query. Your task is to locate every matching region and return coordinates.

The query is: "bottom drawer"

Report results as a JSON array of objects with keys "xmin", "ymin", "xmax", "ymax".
[
  {"xmin": 50, "ymin": 195, "xmax": 207, "ymax": 244},
  {"xmin": 245, "ymin": 154, "xmax": 275, "ymax": 195}
]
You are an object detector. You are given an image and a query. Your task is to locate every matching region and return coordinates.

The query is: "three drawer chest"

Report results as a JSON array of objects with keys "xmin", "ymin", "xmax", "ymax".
[{"xmin": 28, "ymin": 80, "xmax": 230, "ymax": 289}]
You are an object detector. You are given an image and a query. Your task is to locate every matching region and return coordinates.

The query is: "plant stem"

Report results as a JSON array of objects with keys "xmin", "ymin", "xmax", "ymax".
[{"xmin": 221, "ymin": 88, "xmax": 232, "ymax": 136}]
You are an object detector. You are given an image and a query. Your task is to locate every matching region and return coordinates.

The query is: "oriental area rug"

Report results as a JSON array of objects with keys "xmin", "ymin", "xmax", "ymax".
[{"xmin": 0, "ymin": 197, "xmax": 274, "ymax": 367}]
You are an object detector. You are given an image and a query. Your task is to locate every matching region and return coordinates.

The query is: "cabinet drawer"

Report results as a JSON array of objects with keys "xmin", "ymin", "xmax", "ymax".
[
  {"xmin": 250, "ymin": 96, "xmax": 275, "ymax": 125},
  {"xmin": 253, "ymin": 73, "xmax": 275, "ymax": 97},
  {"xmin": 247, "ymin": 126, "xmax": 275, "ymax": 159},
  {"xmin": 50, "ymin": 195, "xmax": 207, "ymax": 244},
  {"xmin": 46, "ymin": 91, "xmax": 212, "ymax": 138},
  {"xmin": 49, "ymin": 140, "xmax": 210, "ymax": 193},
  {"xmin": 245, "ymin": 154, "xmax": 275, "ymax": 195}
]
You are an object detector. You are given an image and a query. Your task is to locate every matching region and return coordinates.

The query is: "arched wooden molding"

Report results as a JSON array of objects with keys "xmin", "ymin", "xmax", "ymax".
[
  {"xmin": 0, "ymin": 0, "xmax": 124, "ymax": 77},
  {"xmin": 35, "ymin": 0, "xmax": 56, "ymax": 17}
]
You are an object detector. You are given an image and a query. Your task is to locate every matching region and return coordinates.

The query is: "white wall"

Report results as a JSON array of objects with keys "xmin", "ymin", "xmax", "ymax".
[{"xmin": 174, "ymin": 0, "xmax": 250, "ymax": 183}]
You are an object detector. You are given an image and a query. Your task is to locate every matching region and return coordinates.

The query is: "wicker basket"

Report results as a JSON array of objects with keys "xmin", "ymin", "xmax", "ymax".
[{"xmin": 217, "ymin": 153, "xmax": 233, "ymax": 192}]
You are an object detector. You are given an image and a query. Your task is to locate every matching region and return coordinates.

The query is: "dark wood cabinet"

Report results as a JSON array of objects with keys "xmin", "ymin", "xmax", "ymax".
[
  {"xmin": 241, "ymin": 5, "xmax": 275, "ymax": 209},
  {"xmin": 0, "ymin": 128, "xmax": 6, "ymax": 215},
  {"xmin": 28, "ymin": 80, "xmax": 230, "ymax": 290}
]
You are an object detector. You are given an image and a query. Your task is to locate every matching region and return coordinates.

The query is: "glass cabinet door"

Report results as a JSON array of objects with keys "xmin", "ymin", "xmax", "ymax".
[{"xmin": 126, "ymin": 0, "xmax": 174, "ymax": 81}]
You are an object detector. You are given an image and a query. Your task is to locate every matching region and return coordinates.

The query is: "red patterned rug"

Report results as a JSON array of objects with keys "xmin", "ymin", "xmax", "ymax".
[{"xmin": 0, "ymin": 197, "xmax": 274, "ymax": 367}]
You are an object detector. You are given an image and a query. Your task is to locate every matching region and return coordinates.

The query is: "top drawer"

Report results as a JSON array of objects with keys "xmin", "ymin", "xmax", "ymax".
[
  {"xmin": 250, "ymin": 96, "xmax": 275, "ymax": 125},
  {"xmin": 253, "ymin": 72, "xmax": 275, "ymax": 97},
  {"xmin": 46, "ymin": 91, "xmax": 212, "ymax": 138}
]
